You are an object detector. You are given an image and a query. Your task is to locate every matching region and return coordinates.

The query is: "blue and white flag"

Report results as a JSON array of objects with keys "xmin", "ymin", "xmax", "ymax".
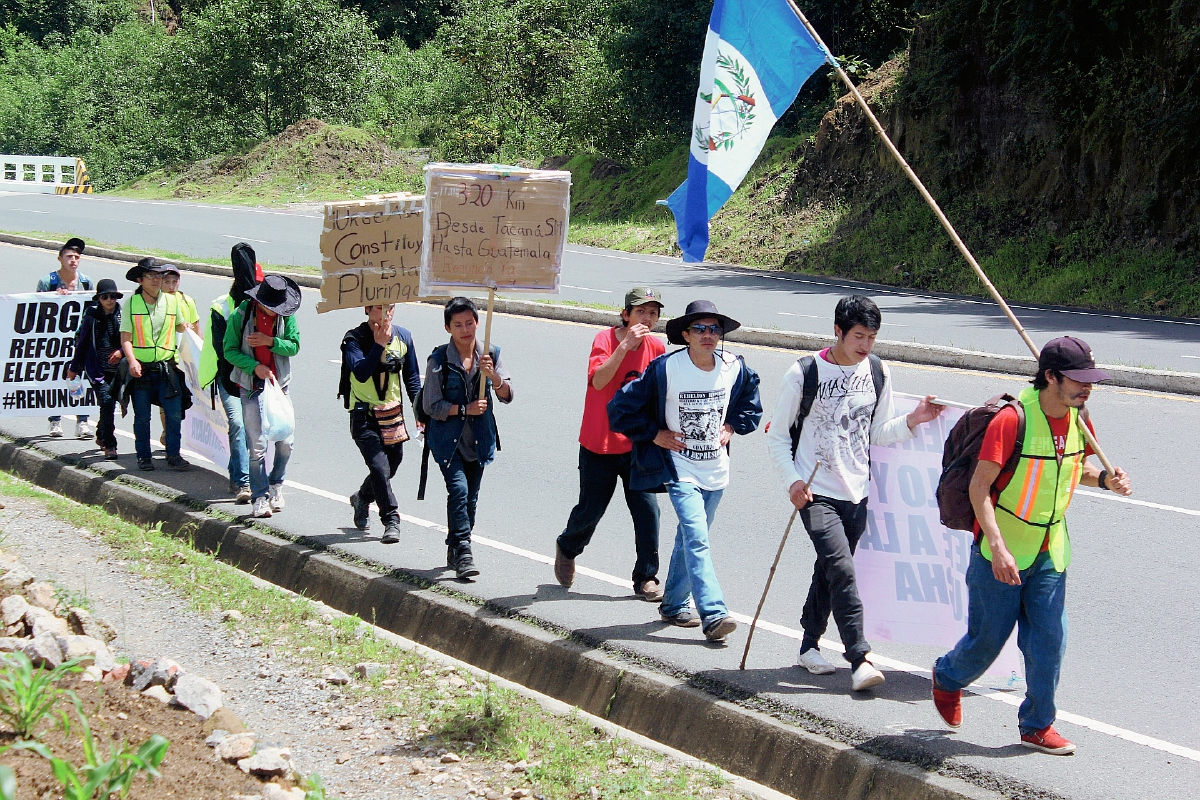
[{"xmin": 663, "ymin": 0, "xmax": 830, "ymax": 262}]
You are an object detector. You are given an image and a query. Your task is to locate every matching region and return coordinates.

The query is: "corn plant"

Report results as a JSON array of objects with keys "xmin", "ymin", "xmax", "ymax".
[
  {"xmin": 302, "ymin": 773, "xmax": 329, "ymax": 800},
  {"xmin": 0, "ymin": 765, "xmax": 15, "ymax": 800},
  {"xmin": 9, "ymin": 705, "xmax": 169, "ymax": 800},
  {"xmin": 0, "ymin": 652, "xmax": 83, "ymax": 738}
]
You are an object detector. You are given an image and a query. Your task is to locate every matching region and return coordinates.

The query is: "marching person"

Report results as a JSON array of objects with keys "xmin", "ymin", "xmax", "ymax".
[
  {"xmin": 339, "ymin": 304, "xmax": 421, "ymax": 544},
  {"xmin": 931, "ymin": 337, "xmax": 1132, "ymax": 755},
  {"xmin": 554, "ymin": 288, "xmax": 666, "ymax": 600},
  {"xmin": 37, "ymin": 237, "xmax": 93, "ymax": 439},
  {"xmin": 199, "ymin": 243, "xmax": 262, "ymax": 503},
  {"xmin": 66, "ymin": 279, "xmax": 124, "ymax": 460},
  {"xmin": 224, "ymin": 274, "xmax": 302, "ymax": 519},
  {"xmin": 119, "ymin": 259, "xmax": 190, "ymax": 472},
  {"xmin": 422, "ymin": 297, "xmax": 513, "ymax": 580},
  {"xmin": 608, "ymin": 300, "xmax": 762, "ymax": 644},
  {"xmin": 158, "ymin": 264, "xmax": 201, "ymax": 446},
  {"xmin": 766, "ymin": 294, "xmax": 944, "ymax": 691}
]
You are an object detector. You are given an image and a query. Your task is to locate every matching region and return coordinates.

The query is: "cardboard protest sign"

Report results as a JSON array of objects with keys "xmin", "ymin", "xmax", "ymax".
[
  {"xmin": 420, "ymin": 163, "xmax": 570, "ymax": 295},
  {"xmin": 318, "ymin": 193, "xmax": 425, "ymax": 312},
  {"xmin": 858, "ymin": 394, "xmax": 1023, "ymax": 680},
  {"xmin": 0, "ymin": 292, "xmax": 100, "ymax": 417}
]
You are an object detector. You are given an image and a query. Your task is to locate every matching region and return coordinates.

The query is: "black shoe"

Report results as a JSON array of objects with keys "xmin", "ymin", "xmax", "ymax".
[
  {"xmin": 137, "ymin": 458, "xmax": 155, "ymax": 471},
  {"xmin": 454, "ymin": 552, "xmax": 480, "ymax": 580},
  {"xmin": 381, "ymin": 523, "xmax": 401, "ymax": 544},
  {"xmin": 350, "ymin": 492, "xmax": 370, "ymax": 530},
  {"xmin": 446, "ymin": 545, "xmax": 458, "ymax": 569},
  {"xmin": 166, "ymin": 455, "xmax": 191, "ymax": 471}
]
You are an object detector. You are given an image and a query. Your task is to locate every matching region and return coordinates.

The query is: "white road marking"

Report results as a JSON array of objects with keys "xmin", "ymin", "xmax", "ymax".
[
  {"xmin": 775, "ymin": 312, "xmax": 822, "ymax": 319},
  {"xmin": 94, "ymin": 439, "xmax": 1196, "ymax": 763},
  {"xmin": 35, "ymin": 195, "xmax": 322, "ymax": 219},
  {"xmin": 1183, "ymin": 355, "xmax": 1200, "ymax": 359},
  {"xmin": 11, "ymin": 209, "xmax": 49, "ymax": 214},
  {"xmin": 1073, "ymin": 488, "xmax": 1200, "ymax": 516},
  {"xmin": 561, "ymin": 284, "xmax": 614, "ymax": 294},
  {"xmin": 221, "ymin": 234, "xmax": 270, "ymax": 244}
]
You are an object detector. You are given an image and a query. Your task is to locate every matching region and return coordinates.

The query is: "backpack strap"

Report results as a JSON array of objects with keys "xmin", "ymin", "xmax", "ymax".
[
  {"xmin": 416, "ymin": 345, "xmax": 450, "ymax": 501},
  {"xmin": 996, "ymin": 395, "xmax": 1026, "ymax": 478},
  {"xmin": 789, "ymin": 355, "xmax": 819, "ymax": 459},
  {"xmin": 868, "ymin": 353, "xmax": 884, "ymax": 418}
]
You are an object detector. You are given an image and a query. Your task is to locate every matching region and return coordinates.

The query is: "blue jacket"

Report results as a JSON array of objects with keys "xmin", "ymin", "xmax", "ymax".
[
  {"xmin": 69, "ymin": 304, "xmax": 122, "ymax": 383},
  {"xmin": 423, "ymin": 344, "xmax": 502, "ymax": 468},
  {"xmin": 607, "ymin": 349, "xmax": 762, "ymax": 491}
]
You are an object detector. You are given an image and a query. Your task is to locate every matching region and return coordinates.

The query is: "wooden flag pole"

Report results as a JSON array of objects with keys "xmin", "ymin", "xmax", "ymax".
[
  {"xmin": 740, "ymin": 461, "xmax": 820, "ymax": 671},
  {"xmin": 479, "ymin": 287, "xmax": 496, "ymax": 401},
  {"xmin": 781, "ymin": 0, "xmax": 1113, "ymax": 473}
]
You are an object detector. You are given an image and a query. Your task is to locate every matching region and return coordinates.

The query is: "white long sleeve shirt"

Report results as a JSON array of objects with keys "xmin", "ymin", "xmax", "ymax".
[{"xmin": 766, "ymin": 353, "xmax": 914, "ymax": 503}]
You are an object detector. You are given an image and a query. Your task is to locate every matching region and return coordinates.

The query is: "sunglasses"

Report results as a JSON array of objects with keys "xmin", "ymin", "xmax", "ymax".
[
  {"xmin": 688, "ymin": 323, "xmax": 723, "ymax": 335},
  {"xmin": 98, "ymin": 293, "xmax": 120, "ymax": 301}
]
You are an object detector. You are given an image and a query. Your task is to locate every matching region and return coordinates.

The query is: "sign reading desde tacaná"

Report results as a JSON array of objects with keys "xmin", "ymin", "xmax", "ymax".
[
  {"xmin": 420, "ymin": 163, "xmax": 571, "ymax": 295},
  {"xmin": 318, "ymin": 193, "xmax": 425, "ymax": 313}
]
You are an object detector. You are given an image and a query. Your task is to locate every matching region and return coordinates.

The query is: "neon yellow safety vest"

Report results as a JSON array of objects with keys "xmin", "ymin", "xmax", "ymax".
[
  {"xmin": 349, "ymin": 334, "xmax": 407, "ymax": 408},
  {"xmin": 199, "ymin": 294, "xmax": 235, "ymax": 388},
  {"xmin": 129, "ymin": 292, "xmax": 180, "ymax": 363},
  {"xmin": 983, "ymin": 386, "xmax": 1085, "ymax": 572}
]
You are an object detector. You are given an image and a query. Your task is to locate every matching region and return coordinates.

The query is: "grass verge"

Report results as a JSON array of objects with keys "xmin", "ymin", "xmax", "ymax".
[{"xmin": 0, "ymin": 470, "xmax": 741, "ymax": 800}]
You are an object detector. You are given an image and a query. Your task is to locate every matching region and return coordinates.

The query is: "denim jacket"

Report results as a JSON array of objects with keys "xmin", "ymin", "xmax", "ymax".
[
  {"xmin": 606, "ymin": 349, "xmax": 763, "ymax": 491},
  {"xmin": 423, "ymin": 344, "xmax": 503, "ymax": 468}
]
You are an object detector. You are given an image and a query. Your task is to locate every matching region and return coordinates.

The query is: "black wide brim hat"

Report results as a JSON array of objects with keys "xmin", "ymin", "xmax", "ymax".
[
  {"xmin": 93, "ymin": 278, "xmax": 122, "ymax": 300},
  {"xmin": 125, "ymin": 257, "xmax": 169, "ymax": 282},
  {"xmin": 245, "ymin": 274, "xmax": 302, "ymax": 316},
  {"xmin": 664, "ymin": 300, "xmax": 741, "ymax": 345}
]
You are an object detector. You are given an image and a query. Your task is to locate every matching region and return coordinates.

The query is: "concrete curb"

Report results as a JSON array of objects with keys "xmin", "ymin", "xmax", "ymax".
[
  {"xmin": 5, "ymin": 231, "xmax": 1196, "ymax": 395},
  {"xmin": 0, "ymin": 435, "xmax": 1003, "ymax": 800}
]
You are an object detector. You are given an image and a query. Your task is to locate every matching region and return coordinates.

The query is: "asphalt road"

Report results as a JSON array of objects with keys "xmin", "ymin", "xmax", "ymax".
[
  {"xmin": 2, "ymin": 192, "xmax": 1200, "ymax": 372},
  {"xmin": 3, "ymin": 243, "xmax": 1198, "ymax": 800}
]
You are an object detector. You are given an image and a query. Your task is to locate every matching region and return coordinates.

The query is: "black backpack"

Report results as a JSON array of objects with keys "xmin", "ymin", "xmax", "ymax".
[
  {"xmin": 935, "ymin": 395, "xmax": 1025, "ymax": 531},
  {"xmin": 788, "ymin": 353, "xmax": 885, "ymax": 458}
]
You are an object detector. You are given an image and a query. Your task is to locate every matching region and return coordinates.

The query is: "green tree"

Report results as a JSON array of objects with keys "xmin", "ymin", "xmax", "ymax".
[
  {"xmin": 163, "ymin": 0, "xmax": 377, "ymax": 138},
  {"xmin": 340, "ymin": 0, "xmax": 457, "ymax": 47}
]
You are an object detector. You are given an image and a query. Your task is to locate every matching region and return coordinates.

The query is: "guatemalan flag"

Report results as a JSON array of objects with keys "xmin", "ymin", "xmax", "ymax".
[{"xmin": 663, "ymin": 0, "xmax": 830, "ymax": 262}]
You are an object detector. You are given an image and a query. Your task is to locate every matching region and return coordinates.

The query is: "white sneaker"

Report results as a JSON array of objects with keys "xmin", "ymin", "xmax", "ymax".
[
  {"xmin": 49, "ymin": 420, "xmax": 63, "ymax": 437},
  {"xmin": 851, "ymin": 659, "xmax": 885, "ymax": 691},
  {"xmin": 252, "ymin": 496, "xmax": 273, "ymax": 518},
  {"xmin": 269, "ymin": 484, "xmax": 284, "ymax": 512},
  {"xmin": 76, "ymin": 420, "xmax": 92, "ymax": 439},
  {"xmin": 797, "ymin": 648, "xmax": 836, "ymax": 675}
]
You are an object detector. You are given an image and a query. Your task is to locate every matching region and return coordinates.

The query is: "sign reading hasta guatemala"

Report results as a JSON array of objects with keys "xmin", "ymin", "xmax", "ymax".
[{"xmin": 663, "ymin": 0, "xmax": 829, "ymax": 262}]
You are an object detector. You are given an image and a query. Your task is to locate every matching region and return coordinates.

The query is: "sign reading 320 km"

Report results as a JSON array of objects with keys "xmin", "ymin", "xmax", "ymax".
[{"xmin": 420, "ymin": 163, "xmax": 571, "ymax": 295}]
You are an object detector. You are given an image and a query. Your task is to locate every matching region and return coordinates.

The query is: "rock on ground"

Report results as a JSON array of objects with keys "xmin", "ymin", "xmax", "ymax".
[
  {"xmin": 238, "ymin": 747, "xmax": 294, "ymax": 777},
  {"xmin": 173, "ymin": 672, "xmax": 224, "ymax": 719},
  {"xmin": 215, "ymin": 733, "xmax": 258, "ymax": 762}
]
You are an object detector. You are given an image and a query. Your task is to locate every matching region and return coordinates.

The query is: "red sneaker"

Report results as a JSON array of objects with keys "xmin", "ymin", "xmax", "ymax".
[
  {"xmin": 931, "ymin": 675, "xmax": 962, "ymax": 728},
  {"xmin": 1021, "ymin": 725, "xmax": 1076, "ymax": 755}
]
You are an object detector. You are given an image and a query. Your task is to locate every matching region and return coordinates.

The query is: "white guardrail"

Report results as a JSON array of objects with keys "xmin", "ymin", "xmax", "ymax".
[{"xmin": 0, "ymin": 155, "xmax": 92, "ymax": 194}]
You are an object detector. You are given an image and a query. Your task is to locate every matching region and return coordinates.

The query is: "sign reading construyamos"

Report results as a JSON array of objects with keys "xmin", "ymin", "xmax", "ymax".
[
  {"xmin": 318, "ymin": 193, "xmax": 425, "ymax": 312},
  {"xmin": 420, "ymin": 163, "xmax": 571, "ymax": 295},
  {"xmin": 0, "ymin": 292, "xmax": 100, "ymax": 417}
]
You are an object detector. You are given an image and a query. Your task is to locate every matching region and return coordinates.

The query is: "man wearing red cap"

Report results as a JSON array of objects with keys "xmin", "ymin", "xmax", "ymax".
[{"xmin": 931, "ymin": 336, "xmax": 1132, "ymax": 755}]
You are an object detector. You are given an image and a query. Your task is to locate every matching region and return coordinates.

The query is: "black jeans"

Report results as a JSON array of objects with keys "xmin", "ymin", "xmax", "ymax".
[
  {"xmin": 93, "ymin": 377, "xmax": 117, "ymax": 450},
  {"xmin": 557, "ymin": 446, "xmax": 661, "ymax": 586},
  {"xmin": 799, "ymin": 495, "xmax": 871, "ymax": 665},
  {"xmin": 350, "ymin": 406, "xmax": 404, "ymax": 526},
  {"xmin": 440, "ymin": 451, "xmax": 484, "ymax": 553}
]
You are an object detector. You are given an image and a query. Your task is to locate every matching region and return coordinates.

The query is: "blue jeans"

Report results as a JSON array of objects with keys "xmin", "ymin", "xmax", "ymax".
[
  {"xmin": 439, "ymin": 451, "xmax": 484, "ymax": 552},
  {"xmin": 660, "ymin": 482, "xmax": 728, "ymax": 626},
  {"xmin": 934, "ymin": 545, "xmax": 1067, "ymax": 734},
  {"xmin": 219, "ymin": 384, "xmax": 249, "ymax": 489},
  {"xmin": 557, "ymin": 446, "xmax": 661, "ymax": 586},
  {"xmin": 241, "ymin": 391, "xmax": 292, "ymax": 501},
  {"xmin": 130, "ymin": 367, "xmax": 181, "ymax": 461}
]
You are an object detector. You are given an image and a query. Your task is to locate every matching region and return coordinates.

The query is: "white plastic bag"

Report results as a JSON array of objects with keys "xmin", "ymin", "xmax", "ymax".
[{"xmin": 259, "ymin": 375, "xmax": 295, "ymax": 442}]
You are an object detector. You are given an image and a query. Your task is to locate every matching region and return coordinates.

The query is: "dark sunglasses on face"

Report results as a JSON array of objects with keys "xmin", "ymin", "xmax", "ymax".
[
  {"xmin": 98, "ymin": 293, "xmax": 120, "ymax": 300},
  {"xmin": 689, "ymin": 324, "xmax": 723, "ymax": 335}
]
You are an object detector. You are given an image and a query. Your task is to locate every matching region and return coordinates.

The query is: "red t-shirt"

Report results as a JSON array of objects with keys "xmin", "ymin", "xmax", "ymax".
[
  {"xmin": 976, "ymin": 405, "xmax": 1095, "ymax": 544},
  {"xmin": 579, "ymin": 327, "xmax": 665, "ymax": 454},
  {"xmin": 254, "ymin": 306, "xmax": 277, "ymax": 375}
]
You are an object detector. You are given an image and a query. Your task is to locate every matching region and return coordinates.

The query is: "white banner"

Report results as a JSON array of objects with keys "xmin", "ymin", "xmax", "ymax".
[
  {"xmin": 178, "ymin": 329, "xmax": 231, "ymax": 470},
  {"xmin": 0, "ymin": 292, "xmax": 101, "ymax": 417},
  {"xmin": 859, "ymin": 394, "xmax": 1023, "ymax": 680}
]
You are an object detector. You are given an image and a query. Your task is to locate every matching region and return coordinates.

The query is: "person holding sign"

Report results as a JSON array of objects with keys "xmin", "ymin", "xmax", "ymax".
[
  {"xmin": 37, "ymin": 237, "xmax": 93, "ymax": 439},
  {"xmin": 66, "ymin": 279, "xmax": 124, "ymax": 460},
  {"xmin": 119, "ymin": 259, "xmax": 191, "ymax": 472},
  {"xmin": 554, "ymin": 287, "xmax": 667, "ymax": 601},
  {"xmin": 607, "ymin": 301, "xmax": 762, "ymax": 643},
  {"xmin": 422, "ymin": 297, "xmax": 514, "ymax": 580},
  {"xmin": 339, "ymin": 304, "xmax": 422, "ymax": 544},
  {"xmin": 932, "ymin": 337, "xmax": 1132, "ymax": 755},
  {"xmin": 224, "ymin": 275, "xmax": 302, "ymax": 519},
  {"xmin": 766, "ymin": 295, "xmax": 944, "ymax": 691}
]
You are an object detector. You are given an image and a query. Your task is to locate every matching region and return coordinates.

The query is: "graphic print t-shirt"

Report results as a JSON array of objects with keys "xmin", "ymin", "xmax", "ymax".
[{"xmin": 664, "ymin": 349, "xmax": 741, "ymax": 491}]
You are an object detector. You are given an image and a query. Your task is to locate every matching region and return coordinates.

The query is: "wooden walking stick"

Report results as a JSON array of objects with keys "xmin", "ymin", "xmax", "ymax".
[
  {"xmin": 781, "ymin": 0, "xmax": 1114, "ymax": 474},
  {"xmin": 478, "ymin": 287, "xmax": 496, "ymax": 401},
  {"xmin": 741, "ymin": 461, "xmax": 820, "ymax": 670}
]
